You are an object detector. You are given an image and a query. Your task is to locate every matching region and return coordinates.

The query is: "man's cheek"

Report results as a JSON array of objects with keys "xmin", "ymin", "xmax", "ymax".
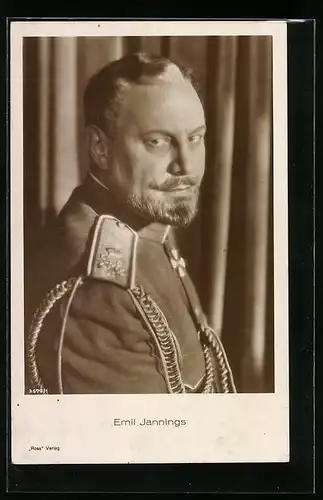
[
  {"xmin": 141, "ymin": 163, "xmax": 166, "ymax": 187},
  {"xmin": 197, "ymin": 149, "xmax": 206, "ymax": 172}
]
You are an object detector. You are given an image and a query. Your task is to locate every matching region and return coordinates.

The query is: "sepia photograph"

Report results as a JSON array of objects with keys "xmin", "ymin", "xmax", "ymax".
[
  {"xmin": 11, "ymin": 20, "xmax": 289, "ymax": 464},
  {"xmin": 23, "ymin": 34, "xmax": 273, "ymax": 395}
]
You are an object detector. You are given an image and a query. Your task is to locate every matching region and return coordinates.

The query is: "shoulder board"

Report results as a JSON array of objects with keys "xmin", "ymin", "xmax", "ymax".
[{"xmin": 86, "ymin": 215, "xmax": 138, "ymax": 289}]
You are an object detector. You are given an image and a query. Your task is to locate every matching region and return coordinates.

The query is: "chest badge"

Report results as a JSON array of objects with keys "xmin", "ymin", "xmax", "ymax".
[{"xmin": 170, "ymin": 249, "xmax": 186, "ymax": 278}]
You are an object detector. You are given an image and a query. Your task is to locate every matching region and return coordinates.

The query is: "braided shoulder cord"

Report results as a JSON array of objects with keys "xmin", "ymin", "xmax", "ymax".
[
  {"xmin": 130, "ymin": 284, "xmax": 218, "ymax": 394},
  {"xmin": 201, "ymin": 344, "xmax": 217, "ymax": 393},
  {"xmin": 27, "ymin": 277, "xmax": 84, "ymax": 391},
  {"xmin": 200, "ymin": 325, "xmax": 237, "ymax": 393},
  {"xmin": 57, "ymin": 276, "xmax": 84, "ymax": 394},
  {"xmin": 27, "ymin": 278, "xmax": 233, "ymax": 394},
  {"xmin": 130, "ymin": 284, "xmax": 186, "ymax": 393}
]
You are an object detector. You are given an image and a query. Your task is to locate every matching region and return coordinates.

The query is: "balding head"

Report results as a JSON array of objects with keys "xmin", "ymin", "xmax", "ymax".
[{"xmin": 83, "ymin": 52, "xmax": 201, "ymax": 138}]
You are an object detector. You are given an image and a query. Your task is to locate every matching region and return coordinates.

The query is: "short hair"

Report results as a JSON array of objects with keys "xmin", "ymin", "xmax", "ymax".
[{"xmin": 83, "ymin": 52, "xmax": 200, "ymax": 137}]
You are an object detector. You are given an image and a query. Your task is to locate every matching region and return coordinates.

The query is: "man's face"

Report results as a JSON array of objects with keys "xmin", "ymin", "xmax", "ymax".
[{"xmin": 104, "ymin": 66, "xmax": 206, "ymax": 227}]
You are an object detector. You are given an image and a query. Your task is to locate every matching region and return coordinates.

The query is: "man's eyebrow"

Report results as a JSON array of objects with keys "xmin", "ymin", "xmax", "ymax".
[
  {"xmin": 141, "ymin": 125, "xmax": 207, "ymax": 136},
  {"xmin": 189, "ymin": 125, "xmax": 207, "ymax": 134}
]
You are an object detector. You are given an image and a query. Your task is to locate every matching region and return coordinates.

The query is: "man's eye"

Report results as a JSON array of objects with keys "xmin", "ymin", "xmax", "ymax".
[
  {"xmin": 188, "ymin": 134, "xmax": 204, "ymax": 144},
  {"xmin": 145, "ymin": 137, "xmax": 171, "ymax": 148}
]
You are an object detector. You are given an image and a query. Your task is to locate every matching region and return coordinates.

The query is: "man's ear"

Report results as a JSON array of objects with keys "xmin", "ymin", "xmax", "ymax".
[{"xmin": 87, "ymin": 125, "xmax": 109, "ymax": 171}]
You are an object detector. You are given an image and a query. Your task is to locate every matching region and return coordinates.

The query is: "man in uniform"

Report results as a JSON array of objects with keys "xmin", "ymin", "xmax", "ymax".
[{"xmin": 25, "ymin": 52, "xmax": 235, "ymax": 395}]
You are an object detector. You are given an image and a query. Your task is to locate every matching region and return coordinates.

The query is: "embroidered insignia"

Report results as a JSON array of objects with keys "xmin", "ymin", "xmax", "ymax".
[
  {"xmin": 170, "ymin": 249, "xmax": 186, "ymax": 278},
  {"xmin": 96, "ymin": 246, "xmax": 127, "ymax": 279},
  {"xmin": 87, "ymin": 215, "xmax": 138, "ymax": 288}
]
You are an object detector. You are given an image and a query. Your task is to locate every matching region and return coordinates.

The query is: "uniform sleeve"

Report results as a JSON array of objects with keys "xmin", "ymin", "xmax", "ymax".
[{"xmin": 55, "ymin": 280, "xmax": 168, "ymax": 394}]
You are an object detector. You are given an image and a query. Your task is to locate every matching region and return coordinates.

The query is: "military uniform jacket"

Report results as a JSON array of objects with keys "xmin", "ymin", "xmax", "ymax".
[{"xmin": 25, "ymin": 174, "xmax": 235, "ymax": 395}]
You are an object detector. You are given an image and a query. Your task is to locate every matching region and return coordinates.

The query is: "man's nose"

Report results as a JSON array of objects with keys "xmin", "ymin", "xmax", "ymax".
[{"xmin": 169, "ymin": 142, "xmax": 192, "ymax": 176}]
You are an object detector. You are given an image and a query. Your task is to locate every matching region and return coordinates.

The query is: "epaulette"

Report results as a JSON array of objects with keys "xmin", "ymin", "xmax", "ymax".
[{"xmin": 86, "ymin": 214, "xmax": 138, "ymax": 289}]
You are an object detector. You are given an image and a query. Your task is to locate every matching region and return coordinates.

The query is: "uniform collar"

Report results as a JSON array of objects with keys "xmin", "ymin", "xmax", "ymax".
[{"xmin": 137, "ymin": 223, "xmax": 171, "ymax": 244}]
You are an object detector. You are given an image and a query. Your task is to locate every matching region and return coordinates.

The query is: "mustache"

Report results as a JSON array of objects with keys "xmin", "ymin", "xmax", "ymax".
[{"xmin": 151, "ymin": 176, "xmax": 200, "ymax": 192}]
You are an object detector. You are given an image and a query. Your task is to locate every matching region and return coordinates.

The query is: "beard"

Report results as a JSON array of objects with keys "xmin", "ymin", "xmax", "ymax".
[
  {"xmin": 125, "ymin": 188, "xmax": 200, "ymax": 228},
  {"xmin": 104, "ymin": 169, "xmax": 202, "ymax": 227}
]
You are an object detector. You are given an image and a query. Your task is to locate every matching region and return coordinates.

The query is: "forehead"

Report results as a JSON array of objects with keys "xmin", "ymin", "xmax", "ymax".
[{"xmin": 117, "ymin": 71, "xmax": 205, "ymax": 134}]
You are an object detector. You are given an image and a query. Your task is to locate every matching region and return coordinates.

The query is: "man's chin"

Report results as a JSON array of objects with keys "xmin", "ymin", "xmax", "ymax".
[
  {"xmin": 127, "ymin": 193, "xmax": 199, "ymax": 228},
  {"xmin": 153, "ymin": 211, "xmax": 196, "ymax": 228},
  {"xmin": 163, "ymin": 203, "xmax": 198, "ymax": 227}
]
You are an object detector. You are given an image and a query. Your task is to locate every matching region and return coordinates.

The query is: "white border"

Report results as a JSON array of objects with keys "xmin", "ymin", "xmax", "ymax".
[{"xmin": 10, "ymin": 20, "xmax": 289, "ymax": 464}]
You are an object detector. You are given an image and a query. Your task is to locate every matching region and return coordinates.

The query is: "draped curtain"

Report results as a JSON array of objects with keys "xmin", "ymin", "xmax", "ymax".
[{"xmin": 23, "ymin": 35, "xmax": 273, "ymax": 393}]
